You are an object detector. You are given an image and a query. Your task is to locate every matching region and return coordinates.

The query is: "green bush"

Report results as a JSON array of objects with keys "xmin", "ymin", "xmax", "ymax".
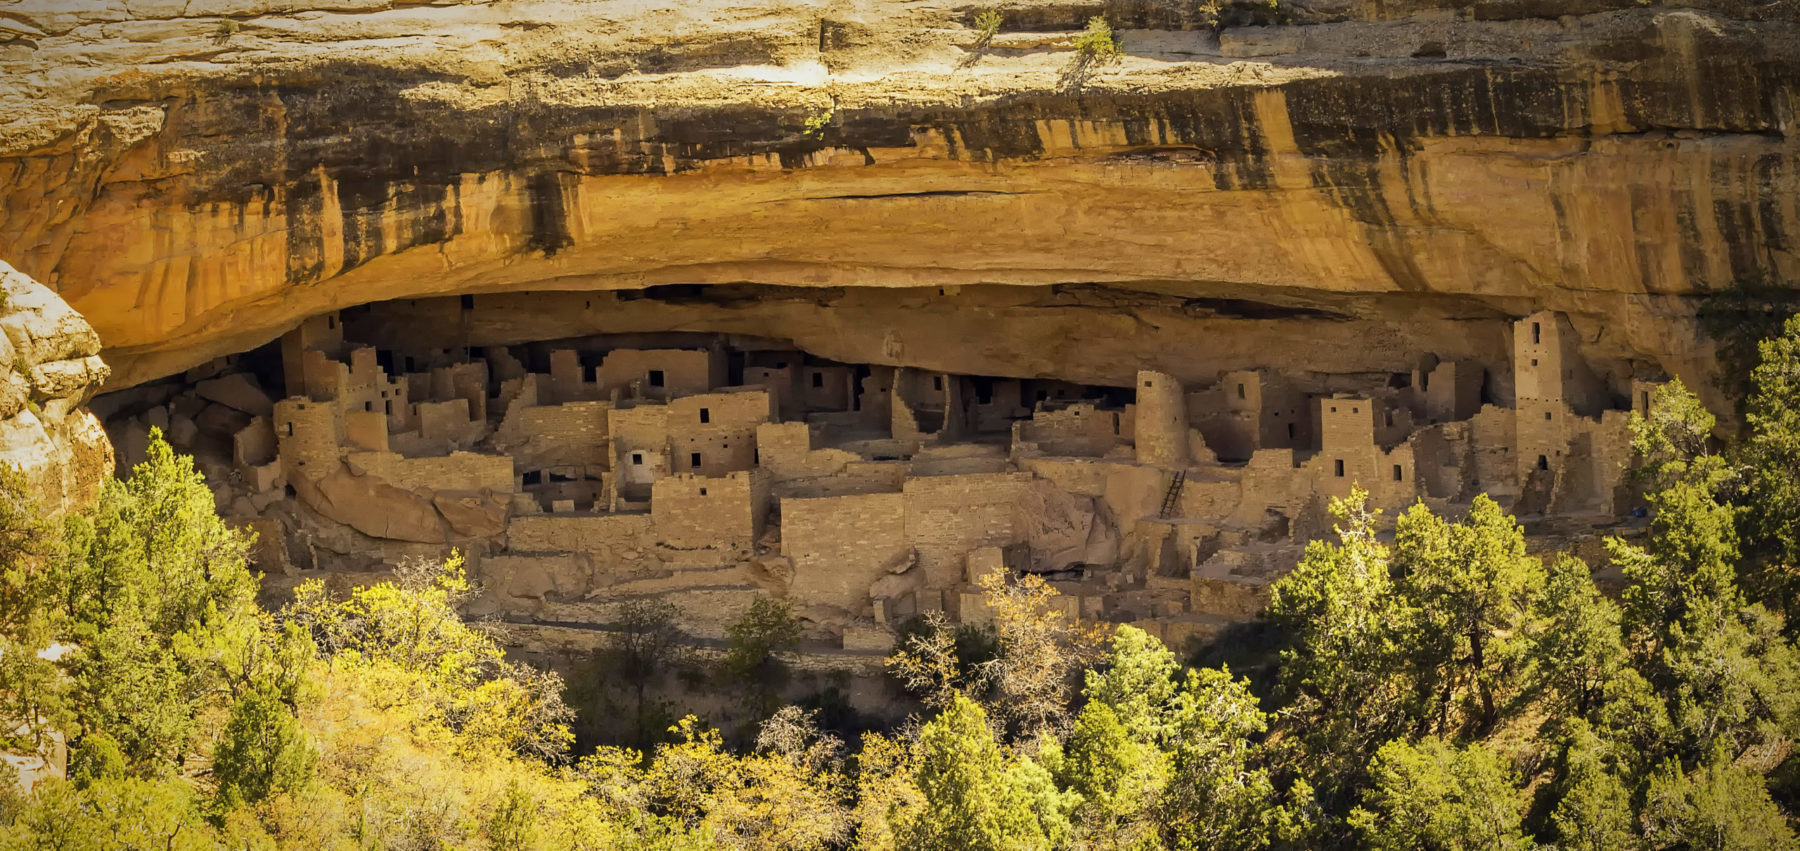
[{"xmin": 1074, "ymin": 16, "xmax": 1122, "ymax": 58}]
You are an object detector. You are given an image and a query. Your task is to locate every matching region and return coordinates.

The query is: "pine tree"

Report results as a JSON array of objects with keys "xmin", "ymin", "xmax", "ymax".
[
  {"xmin": 1266, "ymin": 488, "xmax": 1417, "ymax": 800},
  {"xmin": 1393, "ymin": 495, "xmax": 1543, "ymax": 733},
  {"xmin": 52, "ymin": 430, "xmax": 259, "ymax": 770},
  {"xmin": 1734, "ymin": 315, "xmax": 1800, "ymax": 620},
  {"xmin": 901, "ymin": 693, "xmax": 1050, "ymax": 850},
  {"xmin": 1348, "ymin": 737, "xmax": 1530, "ymax": 851},
  {"xmin": 1640, "ymin": 747, "xmax": 1796, "ymax": 850},
  {"xmin": 211, "ymin": 688, "xmax": 316, "ymax": 811},
  {"xmin": 1547, "ymin": 722, "xmax": 1640, "ymax": 851}
]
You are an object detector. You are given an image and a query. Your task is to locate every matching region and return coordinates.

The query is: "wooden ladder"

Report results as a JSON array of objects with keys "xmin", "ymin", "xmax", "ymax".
[{"xmin": 1159, "ymin": 469, "xmax": 1187, "ymax": 519}]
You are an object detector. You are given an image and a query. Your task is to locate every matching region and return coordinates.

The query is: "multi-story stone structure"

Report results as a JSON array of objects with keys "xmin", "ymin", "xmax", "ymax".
[{"xmin": 104, "ymin": 301, "xmax": 1655, "ymax": 650}]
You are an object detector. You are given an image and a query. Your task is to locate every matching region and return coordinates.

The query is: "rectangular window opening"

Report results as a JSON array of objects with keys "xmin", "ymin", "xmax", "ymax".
[
  {"xmin": 1393, "ymin": 465, "xmax": 1404, "ymax": 482},
  {"xmin": 811, "ymin": 372, "xmax": 824, "ymax": 388},
  {"xmin": 690, "ymin": 452, "xmax": 702, "ymax": 468},
  {"xmin": 364, "ymin": 401, "xmax": 373, "ymax": 412},
  {"xmin": 699, "ymin": 408, "xmax": 710, "ymax": 424},
  {"xmin": 1334, "ymin": 459, "xmax": 1345, "ymax": 477},
  {"xmin": 1532, "ymin": 321, "xmax": 1541, "ymax": 344},
  {"xmin": 699, "ymin": 488, "xmax": 707, "ymax": 496},
  {"xmin": 1537, "ymin": 454, "xmax": 1549, "ymax": 471},
  {"xmin": 1236, "ymin": 383, "xmax": 1246, "ymax": 399},
  {"xmin": 460, "ymin": 294, "xmax": 475, "ymax": 311},
  {"xmin": 1287, "ymin": 423, "xmax": 1296, "ymax": 440},
  {"xmin": 648, "ymin": 370, "xmax": 665, "ymax": 387},
  {"xmin": 631, "ymin": 452, "xmax": 644, "ymax": 466},
  {"xmin": 932, "ymin": 376, "xmax": 943, "ymax": 391}
]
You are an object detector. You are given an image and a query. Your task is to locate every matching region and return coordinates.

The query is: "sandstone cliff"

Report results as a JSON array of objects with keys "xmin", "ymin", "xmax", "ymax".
[
  {"xmin": 0, "ymin": 261, "xmax": 112, "ymax": 512},
  {"xmin": 0, "ymin": 0, "xmax": 1796, "ymax": 399}
]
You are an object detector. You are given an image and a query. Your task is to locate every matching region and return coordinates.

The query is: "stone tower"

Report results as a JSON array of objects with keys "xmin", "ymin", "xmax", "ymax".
[
  {"xmin": 1134, "ymin": 370, "xmax": 1189, "ymax": 467},
  {"xmin": 1514, "ymin": 310, "xmax": 1602, "ymax": 486}
]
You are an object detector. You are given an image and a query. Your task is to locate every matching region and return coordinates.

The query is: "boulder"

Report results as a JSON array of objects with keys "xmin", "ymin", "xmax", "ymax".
[
  {"xmin": 195, "ymin": 372, "xmax": 275, "ymax": 418},
  {"xmin": 301, "ymin": 466, "xmax": 446, "ymax": 543},
  {"xmin": 433, "ymin": 491, "xmax": 509, "ymax": 538}
]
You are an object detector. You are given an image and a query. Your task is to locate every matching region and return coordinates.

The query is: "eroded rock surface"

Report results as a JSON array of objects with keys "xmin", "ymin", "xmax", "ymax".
[
  {"xmin": 0, "ymin": 261, "xmax": 112, "ymax": 512},
  {"xmin": 0, "ymin": 0, "xmax": 1794, "ymax": 400}
]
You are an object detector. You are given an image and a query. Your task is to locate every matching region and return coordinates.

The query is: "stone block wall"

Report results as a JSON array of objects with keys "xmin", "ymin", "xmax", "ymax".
[
  {"xmin": 651, "ymin": 471, "xmax": 763, "ymax": 551},
  {"xmin": 1014, "ymin": 402, "xmax": 1124, "ymax": 457},
  {"xmin": 599, "ymin": 348, "xmax": 719, "ymax": 398},
  {"xmin": 343, "ymin": 409, "xmax": 389, "ymax": 452},
  {"xmin": 273, "ymin": 398, "xmax": 340, "ymax": 481},
  {"xmin": 417, "ymin": 398, "xmax": 473, "ymax": 443},
  {"xmin": 494, "ymin": 399, "xmax": 610, "ymax": 470},
  {"xmin": 507, "ymin": 513, "xmax": 656, "ymax": 556},
  {"xmin": 904, "ymin": 471, "xmax": 1033, "ymax": 591},
  {"xmin": 781, "ymin": 490, "xmax": 909, "ymax": 612},
  {"xmin": 667, "ymin": 389, "xmax": 771, "ymax": 475}
]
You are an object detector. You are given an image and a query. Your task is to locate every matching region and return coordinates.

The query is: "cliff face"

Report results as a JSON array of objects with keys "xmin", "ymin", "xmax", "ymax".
[
  {"xmin": 0, "ymin": 0, "xmax": 1796, "ymax": 396},
  {"xmin": 0, "ymin": 261, "xmax": 112, "ymax": 513}
]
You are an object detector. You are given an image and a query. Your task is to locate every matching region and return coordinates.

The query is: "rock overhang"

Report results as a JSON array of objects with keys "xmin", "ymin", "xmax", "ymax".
[{"xmin": 0, "ymin": 0, "xmax": 1794, "ymax": 401}]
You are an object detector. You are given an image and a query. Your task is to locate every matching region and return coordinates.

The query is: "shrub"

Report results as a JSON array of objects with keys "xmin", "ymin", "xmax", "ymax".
[
  {"xmin": 1073, "ymin": 16, "xmax": 1121, "ymax": 58},
  {"xmin": 975, "ymin": 8, "xmax": 1002, "ymax": 43},
  {"xmin": 724, "ymin": 596, "xmax": 802, "ymax": 681}
]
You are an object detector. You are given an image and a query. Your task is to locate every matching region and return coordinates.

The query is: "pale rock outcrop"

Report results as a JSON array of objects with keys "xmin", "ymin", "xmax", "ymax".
[{"xmin": 0, "ymin": 261, "xmax": 112, "ymax": 512}]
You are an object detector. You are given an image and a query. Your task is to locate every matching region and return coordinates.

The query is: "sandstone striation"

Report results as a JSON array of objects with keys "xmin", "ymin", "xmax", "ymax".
[{"xmin": 0, "ymin": 0, "xmax": 1794, "ymax": 403}]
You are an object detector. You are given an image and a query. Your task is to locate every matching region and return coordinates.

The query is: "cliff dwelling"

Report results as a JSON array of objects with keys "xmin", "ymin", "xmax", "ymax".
[{"xmin": 90, "ymin": 287, "xmax": 1663, "ymax": 650}]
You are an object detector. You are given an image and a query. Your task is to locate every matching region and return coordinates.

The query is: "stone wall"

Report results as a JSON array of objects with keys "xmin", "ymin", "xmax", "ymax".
[
  {"xmin": 666, "ymin": 390, "xmax": 771, "ymax": 475},
  {"xmin": 1135, "ymin": 371, "xmax": 1189, "ymax": 468},
  {"xmin": 904, "ymin": 472, "xmax": 1034, "ymax": 591},
  {"xmin": 508, "ymin": 513, "xmax": 656, "ymax": 557},
  {"xmin": 598, "ymin": 348, "xmax": 720, "ymax": 399},
  {"xmin": 781, "ymin": 491, "xmax": 909, "ymax": 612},
  {"xmin": 1014, "ymin": 402, "xmax": 1124, "ymax": 458},
  {"xmin": 651, "ymin": 471, "xmax": 764, "ymax": 552},
  {"xmin": 272, "ymin": 398, "xmax": 340, "ymax": 481},
  {"xmin": 494, "ymin": 399, "xmax": 610, "ymax": 470}
]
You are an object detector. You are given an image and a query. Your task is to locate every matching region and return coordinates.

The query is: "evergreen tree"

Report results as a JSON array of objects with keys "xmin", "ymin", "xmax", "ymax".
[
  {"xmin": 1614, "ymin": 380, "xmax": 1800, "ymax": 762},
  {"xmin": 1526, "ymin": 557, "xmax": 1670, "ymax": 771},
  {"xmin": 1160, "ymin": 667, "xmax": 1282, "ymax": 851},
  {"xmin": 48, "ymin": 431, "xmax": 259, "ymax": 771},
  {"xmin": 1734, "ymin": 314, "xmax": 1800, "ymax": 620},
  {"xmin": 1348, "ymin": 737, "xmax": 1530, "ymax": 851},
  {"xmin": 1266, "ymin": 489, "xmax": 1416, "ymax": 800},
  {"xmin": 1055, "ymin": 701, "xmax": 1165, "ymax": 846},
  {"xmin": 901, "ymin": 693, "xmax": 1051, "ymax": 850},
  {"xmin": 211, "ymin": 688, "xmax": 316, "ymax": 811},
  {"xmin": 1640, "ymin": 747, "xmax": 1796, "ymax": 850},
  {"xmin": 1392, "ymin": 495, "xmax": 1543, "ymax": 733},
  {"xmin": 1547, "ymin": 722, "xmax": 1641, "ymax": 851}
]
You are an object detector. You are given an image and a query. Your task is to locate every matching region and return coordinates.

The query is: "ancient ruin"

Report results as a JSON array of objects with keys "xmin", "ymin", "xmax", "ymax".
[{"xmin": 91, "ymin": 289, "xmax": 1662, "ymax": 649}]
